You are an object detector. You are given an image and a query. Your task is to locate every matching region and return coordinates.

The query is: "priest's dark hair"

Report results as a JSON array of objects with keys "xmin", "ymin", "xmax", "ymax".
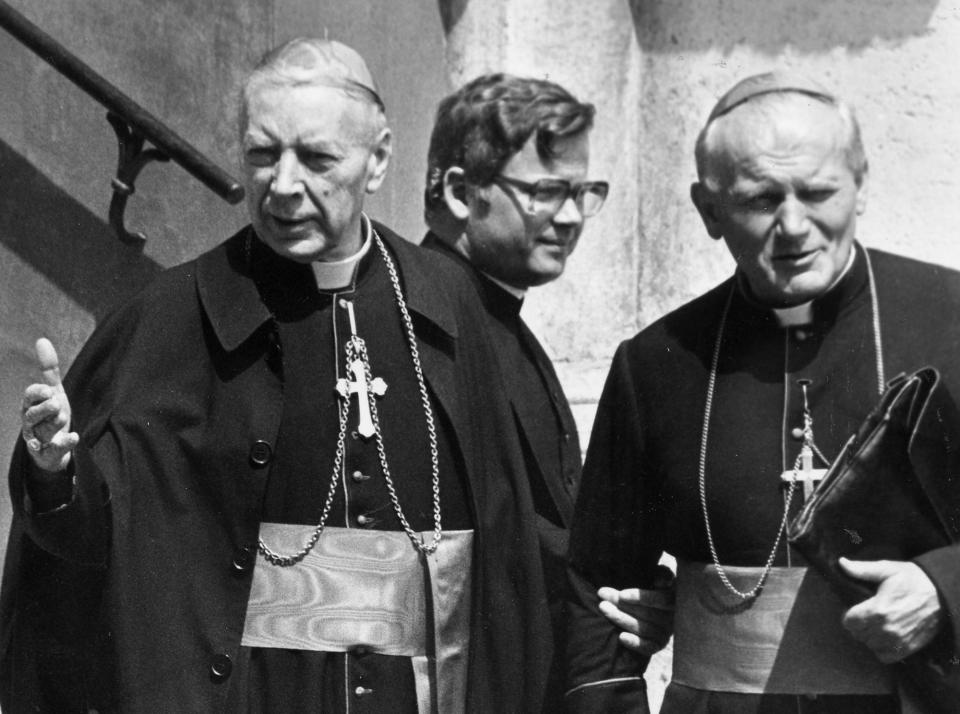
[{"xmin": 424, "ymin": 73, "xmax": 594, "ymax": 226}]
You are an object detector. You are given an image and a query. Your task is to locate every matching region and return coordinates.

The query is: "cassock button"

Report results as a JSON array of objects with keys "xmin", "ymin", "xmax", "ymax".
[
  {"xmin": 562, "ymin": 432, "xmax": 572, "ymax": 443},
  {"xmin": 351, "ymin": 470, "xmax": 370, "ymax": 482},
  {"xmin": 249, "ymin": 440, "xmax": 273, "ymax": 467},
  {"xmin": 231, "ymin": 546, "xmax": 254, "ymax": 574},
  {"xmin": 355, "ymin": 686, "xmax": 373, "ymax": 697},
  {"xmin": 357, "ymin": 514, "xmax": 371, "ymax": 526},
  {"xmin": 795, "ymin": 328, "xmax": 810, "ymax": 342},
  {"xmin": 209, "ymin": 653, "xmax": 233, "ymax": 682},
  {"xmin": 790, "ymin": 427, "xmax": 805, "ymax": 441}
]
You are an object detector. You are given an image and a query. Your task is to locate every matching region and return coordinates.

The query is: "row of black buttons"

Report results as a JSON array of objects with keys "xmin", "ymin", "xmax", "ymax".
[
  {"xmin": 207, "ymin": 653, "xmax": 380, "ymax": 687},
  {"xmin": 249, "ymin": 429, "xmax": 377, "ymax": 466},
  {"xmin": 250, "ymin": 436, "xmax": 372, "ymax": 468}
]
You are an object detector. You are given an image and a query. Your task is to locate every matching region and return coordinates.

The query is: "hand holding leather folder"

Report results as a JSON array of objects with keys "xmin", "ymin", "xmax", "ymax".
[{"xmin": 788, "ymin": 367, "xmax": 960, "ymax": 712}]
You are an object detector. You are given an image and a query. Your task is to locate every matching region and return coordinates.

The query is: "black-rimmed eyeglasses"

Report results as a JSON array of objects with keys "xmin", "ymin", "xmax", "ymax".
[{"xmin": 492, "ymin": 175, "xmax": 609, "ymax": 218}]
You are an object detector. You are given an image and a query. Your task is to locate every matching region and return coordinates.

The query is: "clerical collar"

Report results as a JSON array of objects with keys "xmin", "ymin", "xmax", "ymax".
[
  {"xmin": 739, "ymin": 247, "xmax": 858, "ymax": 327},
  {"xmin": 481, "ymin": 273, "xmax": 526, "ymax": 301},
  {"xmin": 772, "ymin": 301, "xmax": 813, "ymax": 327},
  {"xmin": 310, "ymin": 216, "xmax": 374, "ymax": 291}
]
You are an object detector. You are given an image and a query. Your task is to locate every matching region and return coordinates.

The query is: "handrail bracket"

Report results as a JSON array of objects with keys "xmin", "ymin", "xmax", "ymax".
[{"xmin": 107, "ymin": 112, "xmax": 170, "ymax": 247}]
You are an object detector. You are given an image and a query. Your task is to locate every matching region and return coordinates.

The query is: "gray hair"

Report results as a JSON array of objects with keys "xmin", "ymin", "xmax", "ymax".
[
  {"xmin": 694, "ymin": 89, "xmax": 867, "ymax": 191},
  {"xmin": 238, "ymin": 37, "xmax": 387, "ymax": 142}
]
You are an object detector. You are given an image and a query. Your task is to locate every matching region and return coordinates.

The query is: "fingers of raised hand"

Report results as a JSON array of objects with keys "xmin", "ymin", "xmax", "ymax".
[
  {"xmin": 23, "ymin": 384, "xmax": 64, "ymax": 420},
  {"xmin": 21, "ymin": 377, "xmax": 75, "ymax": 470},
  {"xmin": 48, "ymin": 430, "xmax": 80, "ymax": 453},
  {"xmin": 35, "ymin": 338, "xmax": 63, "ymax": 388},
  {"xmin": 22, "ymin": 384, "xmax": 69, "ymax": 438},
  {"xmin": 21, "ymin": 427, "xmax": 77, "ymax": 471}
]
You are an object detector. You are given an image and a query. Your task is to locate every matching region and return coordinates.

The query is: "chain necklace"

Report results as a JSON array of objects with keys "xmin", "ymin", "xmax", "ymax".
[
  {"xmin": 259, "ymin": 228, "xmax": 442, "ymax": 566},
  {"xmin": 698, "ymin": 249, "xmax": 884, "ymax": 599}
]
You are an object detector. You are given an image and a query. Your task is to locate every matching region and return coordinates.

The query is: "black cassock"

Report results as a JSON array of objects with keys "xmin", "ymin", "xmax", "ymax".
[
  {"xmin": 1, "ymin": 223, "xmax": 550, "ymax": 713},
  {"xmin": 567, "ymin": 244, "xmax": 960, "ymax": 714}
]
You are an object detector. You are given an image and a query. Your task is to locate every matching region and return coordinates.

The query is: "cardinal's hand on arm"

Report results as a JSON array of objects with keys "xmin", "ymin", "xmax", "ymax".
[{"xmin": 597, "ymin": 566, "xmax": 676, "ymax": 656}]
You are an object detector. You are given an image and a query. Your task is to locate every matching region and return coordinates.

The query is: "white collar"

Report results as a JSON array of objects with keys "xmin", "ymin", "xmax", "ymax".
[
  {"xmin": 310, "ymin": 216, "xmax": 373, "ymax": 291},
  {"xmin": 772, "ymin": 302, "xmax": 813, "ymax": 327},
  {"xmin": 770, "ymin": 246, "xmax": 858, "ymax": 327},
  {"xmin": 482, "ymin": 273, "xmax": 527, "ymax": 300}
]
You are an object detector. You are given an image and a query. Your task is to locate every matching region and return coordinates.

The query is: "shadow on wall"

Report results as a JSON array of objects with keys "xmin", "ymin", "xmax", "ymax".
[
  {"xmin": 437, "ymin": 0, "xmax": 468, "ymax": 34},
  {"xmin": 0, "ymin": 139, "xmax": 163, "ymax": 319},
  {"xmin": 628, "ymin": 0, "xmax": 940, "ymax": 53},
  {"xmin": 0, "ymin": 138, "xmax": 164, "ymax": 585}
]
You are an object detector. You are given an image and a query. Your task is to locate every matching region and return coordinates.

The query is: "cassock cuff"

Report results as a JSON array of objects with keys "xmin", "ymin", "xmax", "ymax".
[{"xmin": 914, "ymin": 544, "xmax": 960, "ymax": 654}]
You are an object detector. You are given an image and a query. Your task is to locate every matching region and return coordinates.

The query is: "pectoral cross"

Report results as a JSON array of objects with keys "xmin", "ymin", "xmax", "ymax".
[
  {"xmin": 336, "ymin": 359, "xmax": 387, "ymax": 438},
  {"xmin": 779, "ymin": 379, "xmax": 827, "ymax": 501},
  {"xmin": 335, "ymin": 299, "xmax": 388, "ymax": 439},
  {"xmin": 781, "ymin": 443, "xmax": 827, "ymax": 501}
]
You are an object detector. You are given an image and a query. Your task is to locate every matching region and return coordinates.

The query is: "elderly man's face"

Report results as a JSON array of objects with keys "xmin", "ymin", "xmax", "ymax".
[
  {"xmin": 460, "ymin": 131, "xmax": 590, "ymax": 289},
  {"xmin": 693, "ymin": 98, "xmax": 867, "ymax": 306},
  {"xmin": 242, "ymin": 82, "xmax": 390, "ymax": 262}
]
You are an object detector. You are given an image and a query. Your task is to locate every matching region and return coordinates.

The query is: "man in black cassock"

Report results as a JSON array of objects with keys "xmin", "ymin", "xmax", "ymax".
[
  {"xmin": 2, "ymin": 38, "xmax": 550, "ymax": 713},
  {"xmin": 420, "ymin": 73, "xmax": 609, "ymax": 711},
  {"xmin": 565, "ymin": 72, "xmax": 960, "ymax": 713}
]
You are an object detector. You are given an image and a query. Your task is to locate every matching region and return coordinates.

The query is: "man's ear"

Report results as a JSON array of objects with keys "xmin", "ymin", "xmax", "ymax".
[
  {"xmin": 364, "ymin": 128, "xmax": 393, "ymax": 194},
  {"xmin": 442, "ymin": 167, "xmax": 471, "ymax": 220},
  {"xmin": 855, "ymin": 163, "xmax": 869, "ymax": 216},
  {"xmin": 690, "ymin": 182, "xmax": 725, "ymax": 240}
]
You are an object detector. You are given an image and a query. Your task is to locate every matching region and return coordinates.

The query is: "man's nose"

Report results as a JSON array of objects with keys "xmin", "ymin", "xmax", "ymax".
[
  {"xmin": 552, "ymin": 195, "xmax": 584, "ymax": 227},
  {"xmin": 775, "ymin": 195, "xmax": 809, "ymax": 237},
  {"xmin": 271, "ymin": 151, "xmax": 304, "ymax": 196}
]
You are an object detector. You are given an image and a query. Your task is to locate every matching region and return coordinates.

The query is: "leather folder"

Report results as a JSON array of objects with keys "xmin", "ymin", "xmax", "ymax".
[{"xmin": 788, "ymin": 367, "xmax": 960, "ymax": 712}]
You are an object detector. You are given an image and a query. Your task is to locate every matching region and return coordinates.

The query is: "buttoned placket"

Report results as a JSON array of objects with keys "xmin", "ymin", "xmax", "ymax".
[
  {"xmin": 332, "ymin": 290, "xmax": 385, "ymax": 709},
  {"xmin": 780, "ymin": 322, "xmax": 825, "ymax": 569}
]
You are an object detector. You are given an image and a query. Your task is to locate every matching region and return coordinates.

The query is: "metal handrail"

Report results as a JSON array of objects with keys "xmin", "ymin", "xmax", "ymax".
[{"xmin": 0, "ymin": 0, "xmax": 244, "ymax": 246}]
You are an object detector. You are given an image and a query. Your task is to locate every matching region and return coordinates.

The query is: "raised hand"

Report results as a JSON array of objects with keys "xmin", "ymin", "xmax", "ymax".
[{"xmin": 20, "ymin": 338, "xmax": 79, "ymax": 472}]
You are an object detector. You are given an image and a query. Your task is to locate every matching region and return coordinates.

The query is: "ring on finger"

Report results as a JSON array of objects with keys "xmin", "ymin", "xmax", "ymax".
[{"xmin": 22, "ymin": 429, "xmax": 44, "ymax": 452}]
